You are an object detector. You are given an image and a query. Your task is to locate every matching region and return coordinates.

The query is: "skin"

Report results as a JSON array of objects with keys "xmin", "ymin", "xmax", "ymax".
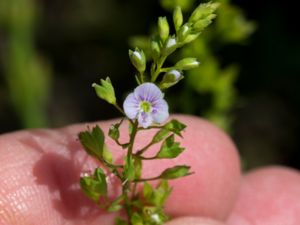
[{"xmin": 0, "ymin": 115, "xmax": 299, "ymax": 225}]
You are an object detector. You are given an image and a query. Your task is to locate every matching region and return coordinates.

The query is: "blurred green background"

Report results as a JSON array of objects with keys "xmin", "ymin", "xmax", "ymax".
[{"xmin": 0, "ymin": 0, "xmax": 299, "ymax": 170}]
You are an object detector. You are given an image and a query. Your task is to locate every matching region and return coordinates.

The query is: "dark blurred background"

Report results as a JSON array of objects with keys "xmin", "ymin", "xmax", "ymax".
[{"xmin": 0, "ymin": 0, "xmax": 299, "ymax": 170}]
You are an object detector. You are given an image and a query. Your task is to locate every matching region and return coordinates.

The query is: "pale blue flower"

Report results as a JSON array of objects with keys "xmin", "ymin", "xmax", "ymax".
[{"xmin": 123, "ymin": 83, "xmax": 169, "ymax": 128}]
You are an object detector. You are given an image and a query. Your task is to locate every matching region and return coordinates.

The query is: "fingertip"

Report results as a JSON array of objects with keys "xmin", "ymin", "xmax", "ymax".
[
  {"xmin": 228, "ymin": 166, "xmax": 300, "ymax": 225},
  {"xmin": 165, "ymin": 217, "xmax": 226, "ymax": 225}
]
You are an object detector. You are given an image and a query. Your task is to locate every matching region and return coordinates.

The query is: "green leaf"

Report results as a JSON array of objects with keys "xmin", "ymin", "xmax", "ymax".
[
  {"xmin": 152, "ymin": 180, "xmax": 172, "ymax": 207},
  {"xmin": 143, "ymin": 182, "xmax": 154, "ymax": 202},
  {"xmin": 159, "ymin": 165, "xmax": 191, "ymax": 179},
  {"xmin": 124, "ymin": 156, "xmax": 135, "ymax": 181},
  {"xmin": 156, "ymin": 134, "xmax": 185, "ymax": 159},
  {"xmin": 152, "ymin": 119, "xmax": 186, "ymax": 144},
  {"xmin": 78, "ymin": 125, "xmax": 104, "ymax": 159},
  {"xmin": 92, "ymin": 77, "xmax": 116, "ymax": 105},
  {"xmin": 164, "ymin": 119, "xmax": 186, "ymax": 137},
  {"xmin": 152, "ymin": 128, "xmax": 170, "ymax": 144},
  {"xmin": 103, "ymin": 144, "xmax": 113, "ymax": 163},
  {"xmin": 80, "ymin": 168, "xmax": 107, "ymax": 202},
  {"xmin": 131, "ymin": 212, "xmax": 144, "ymax": 225},
  {"xmin": 108, "ymin": 195, "xmax": 124, "ymax": 212},
  {"xmin": 134, "ymin": 157, "xmax": 143, "ymax": 179}
]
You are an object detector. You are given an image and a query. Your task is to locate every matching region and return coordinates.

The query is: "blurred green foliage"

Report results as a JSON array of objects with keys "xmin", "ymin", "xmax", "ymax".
[
  {"xmin": 131, "ymin": 0, "xmax": 255, "ymax": 132},
  {"xmin": 0, "ymin": 0, "xmax": 51, "ymax": 128}
]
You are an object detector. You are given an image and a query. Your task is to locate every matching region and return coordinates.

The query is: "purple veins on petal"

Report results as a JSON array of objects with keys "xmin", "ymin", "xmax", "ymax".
[{"xmin": 123, "ymin": 83, "xmax": 169, "ymax": 128}]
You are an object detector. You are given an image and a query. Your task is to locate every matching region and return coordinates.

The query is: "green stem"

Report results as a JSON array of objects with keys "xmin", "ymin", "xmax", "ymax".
[
  {"xmin": 135, "ymin": 142, "xmax": 154, "ymax": 156},
  {"xmin": 151, "ymin": 55, "xmax": 167, "ymax": 82},
  {"xmin": 114, "ymin": 103, "xmax": 126, "ymax": 116},
  {"xmin": 123, "ymin": 120, "xmax": 139, "ymax": 220}
]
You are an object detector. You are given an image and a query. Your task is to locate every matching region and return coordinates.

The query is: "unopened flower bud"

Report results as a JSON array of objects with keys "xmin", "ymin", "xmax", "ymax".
[
  {"xmin": 173, "ymin": 6, "xmax": 183, "ymax": 32},
  {"xmin": 129, "ymin": 48, "xmax": 146, "ymax": 73},
  {"xmin": 164, "ymin": 37, "xmax": 177, "ymax": 55},
  {"xmin": 151, "ymin": 40, "xmax": 160, "ymax": 60},
  {"xmin": 192, "ymin": 14, "xmax": 216, "ymax": 32},
  {"xmin": 160, "ymin": 70, "xmax": 183, "ymax": 89},
  {"xmin": 158, "ymin": 17, "xmax": 170, "ymax": 42},
  {"xmin": 175, "ymin": 58, "xmax": 200, "ymax": 70},
  {"xmin": 177, "ymin": 24, "xmax": 190, "ymax": 42},
  {"xmin": 189, "ymin": 2, "xmax": 220, "ymax": 23}
]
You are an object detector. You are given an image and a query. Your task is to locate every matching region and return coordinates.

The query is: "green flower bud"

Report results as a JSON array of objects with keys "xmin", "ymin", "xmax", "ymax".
[
  {"xmin": 159, "ymin": 70, "xmax": 183, "ymax": 89},
  {"xmin": 151, "ymin": 40, "xmax": 160, "ymax": 60},
  {"xmin": 182, "ymin": 33, "xmax": 200, "ymax": 44},
  {"xmin": 129, "ymin": 48, "xmax": 146, "ymax": 73},
  {"xmin": 192, "ymin": 14, "xmax": 216, "ymax": 32},
  {"xmin": 177, "ymin": 24, "xmax": 190, "ymax": 42},
  {"xmin": 92, "ymin": 77, "xmax": 116, "ymax": 104},
  {"xmin": 173, "ymin": 6, "xmax": 183, "ymax": 32},
  {"xmin": 158, "ymin": 17, "xmax": 169, "ymax": 42},
  {"xmin": 189, "ymin": 2, "xmax": 220, "ymax": 23},
  {"xmin": 163, "ymin": 37, "xmax": 177, "ymax": 55},
  {"xmin": 175, "ymin": 58, "xmax": 200, "ymax": 70}
]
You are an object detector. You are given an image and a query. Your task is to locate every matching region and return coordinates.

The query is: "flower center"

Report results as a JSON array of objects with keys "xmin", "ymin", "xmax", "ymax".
[{"xmin": 140, "ymin": 101, "xmax": 152, "ymax": 113}]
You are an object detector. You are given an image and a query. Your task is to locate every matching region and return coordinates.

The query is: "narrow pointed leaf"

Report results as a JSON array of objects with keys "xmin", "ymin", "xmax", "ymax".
[{"xmin": 159, "ymin": 165, "xmax": 191, "ymax": 179}]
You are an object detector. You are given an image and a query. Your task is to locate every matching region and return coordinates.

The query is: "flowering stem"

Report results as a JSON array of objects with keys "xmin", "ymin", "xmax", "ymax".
[{"xmin": 151, "ymin": 55, "xmax": 167, "ymax": 82}]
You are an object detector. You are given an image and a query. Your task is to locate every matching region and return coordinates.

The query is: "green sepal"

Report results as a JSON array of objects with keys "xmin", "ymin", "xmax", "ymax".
[
  {"xmin": 108, "ymin": 195, "xmax": 124, "ymax": 212},
  {"xmin": 92, "ymin": 77, "xmax": 116, "ymax": 105},
  {"xmin": 156, "ymin": 134, "xmax": 185, "ymax": 159},
  {"xmin": 131, "ymin": 212, "xmax": 144, "ymax": 225},
  {"xmin": 80, "ymin": 168, "xmax": 107, "ymax": 202},
  {"xmin": 158, "ymin": 16, "xmax": 169, "ymax": 42},
  {"xmin": 159, "ymin": 165, "xmax": 192, "ymax": 179},
  {"xmin": 78, "ymin": 125, "xmax": 104, "ymax": 159}
]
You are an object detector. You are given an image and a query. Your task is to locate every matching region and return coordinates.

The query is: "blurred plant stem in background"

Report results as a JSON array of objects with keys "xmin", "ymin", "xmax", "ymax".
[
  {"xmin": 131, "ymin": 0, "xmax": 255, "ymax": 132},
  {"xmin": 0, "ymin": 0, "xmax": 51, "ymax": 128}
]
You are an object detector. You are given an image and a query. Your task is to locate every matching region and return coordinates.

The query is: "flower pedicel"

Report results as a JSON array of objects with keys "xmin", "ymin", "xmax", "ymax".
[{"xmin": 78, "ymin": 2, "xmax": 219, "ymax": 225}]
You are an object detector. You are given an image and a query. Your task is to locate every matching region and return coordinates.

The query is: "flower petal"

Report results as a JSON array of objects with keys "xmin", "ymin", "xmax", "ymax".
[
  {"xmin": 123, "ymin": 93, "xmax": 139, "ymax": 119},
  {"xmin": 152, "ymin": 99, "xmax": 169, "ymax": 124},
  {"xmin": 134, "ymin": 83, "xmax": 163, "ymax": 102},
  {"xmin": 138, "ymin": 112, "xmax": 153, "ymax": 128}
]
